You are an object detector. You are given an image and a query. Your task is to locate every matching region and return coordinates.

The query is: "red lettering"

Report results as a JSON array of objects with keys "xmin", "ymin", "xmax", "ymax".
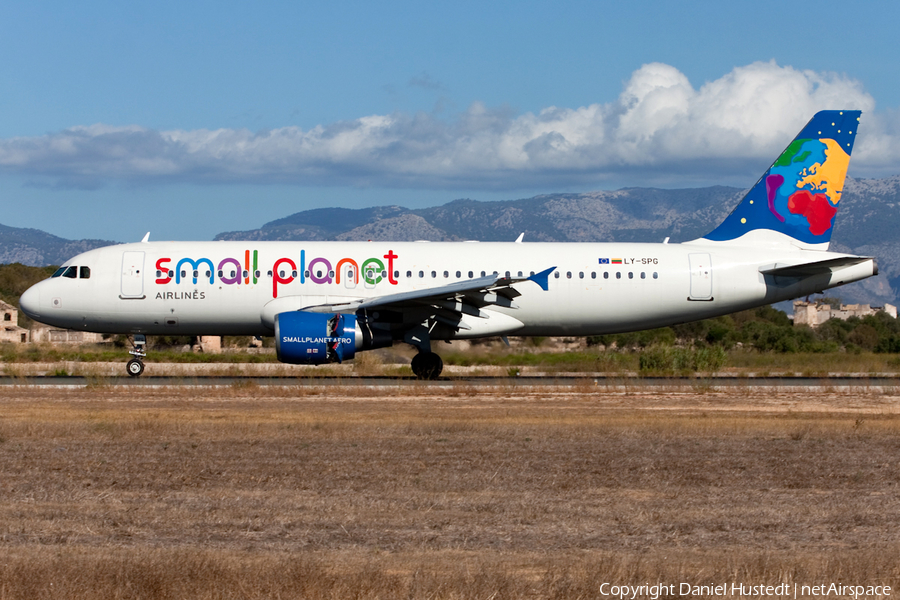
[
  {"xmin": 384, "ymin": 250, "xmax": 398, "ymax": 285},
  {"xmin": 155, "ymin": 258, "xmax": 171, "ymax": 284},
  {"xmin": 272, "ymin": 258, "xmax": 297, "ymax": 298}
]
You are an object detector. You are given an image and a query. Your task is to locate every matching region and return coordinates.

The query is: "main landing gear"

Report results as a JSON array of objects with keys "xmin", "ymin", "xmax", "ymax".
[
  {"xmin": 126, "ymin": 334, "xmax": 146, "ymax": 377},
  {"xmin": 404, "ymin": 325, "xmax": 443, "ymax": 380},
  {"xmin": 411, "ymin": 351, "xmax": 443, "ymax": 380}
]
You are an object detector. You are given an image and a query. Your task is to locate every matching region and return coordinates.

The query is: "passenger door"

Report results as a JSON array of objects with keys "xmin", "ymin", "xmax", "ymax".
[
  {"xmin": 688, "ymin": 253, "xmax": 713, "ymax": 300},
  {"xmin": 121, "ymin": 251, "xmax": 145, "ymax": 299}
]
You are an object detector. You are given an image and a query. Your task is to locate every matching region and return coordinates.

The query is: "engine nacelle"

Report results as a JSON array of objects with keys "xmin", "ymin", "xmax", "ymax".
[{"xmin": 274, "ymin": 311, "xmax": 391, "ymax": 365}]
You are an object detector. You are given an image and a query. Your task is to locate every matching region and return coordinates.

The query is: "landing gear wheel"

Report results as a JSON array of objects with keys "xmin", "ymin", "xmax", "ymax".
[
  {"xmin": 411, "ymin": 352, "xmax": 443, "ymax": 380},
  {"xmin": 126, "ymin": 359, "xmax": 145, "ymax": 377}
]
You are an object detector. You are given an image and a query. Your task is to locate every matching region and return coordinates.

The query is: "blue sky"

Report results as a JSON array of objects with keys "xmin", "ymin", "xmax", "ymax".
[{"xmin": 1, "ymin": 0, "xmax": 899, "ymax": 242}]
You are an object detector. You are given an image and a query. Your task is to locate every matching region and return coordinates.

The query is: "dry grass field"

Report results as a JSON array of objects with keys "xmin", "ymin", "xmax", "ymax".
[{"xmin": 0, "ymin": 381, "xmax": 898, "ymax": 598}]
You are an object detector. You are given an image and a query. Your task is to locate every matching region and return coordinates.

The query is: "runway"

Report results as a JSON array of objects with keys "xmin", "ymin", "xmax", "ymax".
[{"xmin": 3, "ymin": 374, "xmax": 900, "ymax": 387}]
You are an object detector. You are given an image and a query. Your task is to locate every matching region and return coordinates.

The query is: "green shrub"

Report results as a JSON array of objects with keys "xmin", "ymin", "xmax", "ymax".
[{"xmin": 639, "ymin": 345, "xmax": 726, "ymax": 374}]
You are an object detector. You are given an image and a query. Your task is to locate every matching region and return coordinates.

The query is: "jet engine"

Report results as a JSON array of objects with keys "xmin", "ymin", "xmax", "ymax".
[{"xmin": 274, "ymin": 311, "xmax": 391, "ymax": 364}]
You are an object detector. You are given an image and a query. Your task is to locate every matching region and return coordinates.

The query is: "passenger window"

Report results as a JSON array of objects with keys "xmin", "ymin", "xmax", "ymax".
[
  {"xmin": 217, "ymin": 270, "xmax": 223, "ymax": 278},
  {"xmin": 243, "ymin": 270, "xmax": 249, "ymax": 278},
  {"xmin": 653, "ymin": 272, "xmax": 659, "ymax": 279},
  {"xmin": 505, "ymin": 271, "xmax": 510, "ymax": 278},
  {"xmin": 628, "ymin": 272, "xmax": 633, "ymax": 279},
  {"xmin": 518, "ymin": 271, "xmax": 523, "ymax": 277},
  {"xmin": 330, "ymin": 270, "xmax": 336, "ymax": 278},
  {"xmin": 317, "ymin": 271, "xmax": 323, "ymax": 278},
  {"xmin": 566, "ymin": 272, "xmax": 572, "ymax": 279},
  {"xmin": 193, "ymin": 270, "xmax": 199, "ymax": 279},
  {"xmin": 406, "ymin": 271, "xmax": 412, "ymax": 278},
  {"xmin": 51, "ymin": 267, "xmax": 66, "ymax": 278},
  {"xmin": 419, "ymin": 271, "xmax": 424, "ymax": 278},
  {"xmin": 554, "ymin": 272, "xmax": 560, "ymax": 279},
  {"xmin": 604, "ymin": 272, "xmax": 609, "ymax": 279},
  {"xmin": 579, "ymin": 272, "xmax": 584, "ymax": 279},
  {"xmin": 641, "ymin": 272, "xmax": 646, "ymax": 279},
  {"xmin": 481, "ymin": 271, "xmax": 486, "ymax": 277},
  {"xmin": 205, "ymin": 270, "xmax": 211, "ymax": 278},
  {"xmin": 394, "ymin": 271, "xmax": 399, "ymax": 279},
  {"xmin": 255, "ymin": 270, "xmax": 261, "ymax": 279},
  {"xmin": 180, "ymin": 270, "xmax": 186, "ymax": 278},
  {"xmin": 230, "ymin": 270, "xmax": 236, "ymax": 278},
  {"xmin": 279, "ymin": 270, "xmax": 285, "ymax": 277},
  {"xmin": 616, "ymin": 272, "xmax": 621, "ymax": 279},
  {"xmin": 456, "ymin": 271, "xmax": 461, "ymax": 278},
  {"xmin": 80, "ymin": 266, "xmax": 91, "ymax": 279},
  {"xmin": 431, "ymin": 271, "xmax": 436, "ymax": 278},
  {"xmin": 292, "ymin": 270, "xmax": 298, "ymax": 278},
  {"xmin": 305, "ymin": 271, "xmax": 310, "ymax": 278},
  {"xmin": 168, "ymin": 270, "xmax": 174, "ymax": 278},
  {"xmin": 469, "ymin": 271, "xmax": 474, "ymax": 278},
  {"xmin": 267, "ymin": 271, "xmax": 273, "ymax": 278},
  {"xmin": 157, "ymin": 270, "xmax": 163, "ymax": 278},
  {"xmin": 591, "ymin": 272, "xmax": 596, "ymax": 279},
  {"xmin": 63, "ymin": 266, "xmax": 77, "ymax": 278}
]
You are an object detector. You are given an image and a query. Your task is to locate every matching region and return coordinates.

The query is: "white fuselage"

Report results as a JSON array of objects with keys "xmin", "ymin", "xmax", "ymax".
[{"xmin": 19, "ymin": 239, "xmax": 876, "ymax": 338}]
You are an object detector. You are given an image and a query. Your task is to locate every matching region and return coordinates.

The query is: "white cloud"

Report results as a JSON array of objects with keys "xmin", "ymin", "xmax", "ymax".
[{"xmin": 0, "ymin": 61, "xmax": 892, "ymax": 190}]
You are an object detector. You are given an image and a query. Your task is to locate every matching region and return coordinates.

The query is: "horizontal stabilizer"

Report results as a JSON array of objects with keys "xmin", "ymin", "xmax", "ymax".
[{"xmin": 759, "ymin": 256, "xmax": 875, "ymax": 278}]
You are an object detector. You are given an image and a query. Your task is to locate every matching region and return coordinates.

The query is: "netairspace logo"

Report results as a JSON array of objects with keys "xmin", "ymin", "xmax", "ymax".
[{"xmin": 597, "ymin": 581, "xmax": 892, "ymax": 599}]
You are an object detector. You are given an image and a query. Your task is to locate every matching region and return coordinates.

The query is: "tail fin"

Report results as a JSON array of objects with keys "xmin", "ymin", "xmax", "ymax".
[{"xmin": 701, "ymin": 110, "xmax": 861, "ymax": 249}]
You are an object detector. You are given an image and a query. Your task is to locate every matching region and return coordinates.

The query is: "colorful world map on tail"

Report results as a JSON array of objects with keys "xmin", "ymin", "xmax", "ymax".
[{"xmin": 704, "ymin": 110, "xmax": 860, "ymax": 247}]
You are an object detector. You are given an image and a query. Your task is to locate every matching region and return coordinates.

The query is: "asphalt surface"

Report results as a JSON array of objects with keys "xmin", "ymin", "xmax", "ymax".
[{"xmin": 3, "ymin": 375, "xmax": 900, "ymax": 387}]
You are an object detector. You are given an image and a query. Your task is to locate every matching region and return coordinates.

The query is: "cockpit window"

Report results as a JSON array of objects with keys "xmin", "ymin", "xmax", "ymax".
[
  {"xmin": 62, "ymin": 266, "xmax": 77, "ymax": 279},
  {"xmin": 51, "ymin": 267, "xmax": 66, "ymax": 278},
  {"xmin": 79, "ymin": 266, "xmax": 91, "ymax": 279}
]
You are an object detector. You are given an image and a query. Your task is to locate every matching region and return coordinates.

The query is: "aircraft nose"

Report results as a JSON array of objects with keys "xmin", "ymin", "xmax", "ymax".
[{"xmin": 19, "ymin": 284, "xmax": 41, "ymax": 320}]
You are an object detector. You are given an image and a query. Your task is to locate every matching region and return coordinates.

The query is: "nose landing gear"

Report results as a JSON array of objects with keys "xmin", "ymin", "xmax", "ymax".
[{"xmin": 126, "ymin": 334, "xmax": 146, "ymax": 377}]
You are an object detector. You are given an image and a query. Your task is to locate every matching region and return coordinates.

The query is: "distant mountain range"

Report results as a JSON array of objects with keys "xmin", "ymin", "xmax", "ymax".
[
  {"xmin": 0, "ymin": 223, "xmax": 116, "ymax": 267},
  {"xmin": 4, "ymin": 175, "xmax": 900, "ymax": 306},
  {"xmin": 214, "ymin": 186, "xmax": 744, "ymax": 244}
]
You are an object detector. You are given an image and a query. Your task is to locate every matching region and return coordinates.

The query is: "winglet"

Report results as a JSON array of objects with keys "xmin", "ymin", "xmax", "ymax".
[
  {"xmin": 515, "ymin": 233, "xmax": 524, "ymax": 243},
  {"xmin": 141, "ymin": 232, "xmax": 150, "ymax": 243},
  {"xmin": 528, "ymin": 266, "xmax": 555, "ymax": 291}
]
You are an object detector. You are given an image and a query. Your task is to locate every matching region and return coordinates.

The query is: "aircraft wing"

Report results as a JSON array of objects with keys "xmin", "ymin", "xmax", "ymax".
[{"xmin": 303, "ymin": 266, "xmax": 556, "ymax": 331}]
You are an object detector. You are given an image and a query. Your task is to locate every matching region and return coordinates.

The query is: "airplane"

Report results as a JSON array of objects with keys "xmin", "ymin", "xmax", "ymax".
[{"xmin": 18, "ymin": 110, "xmax": 876, "ymax": 379}]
